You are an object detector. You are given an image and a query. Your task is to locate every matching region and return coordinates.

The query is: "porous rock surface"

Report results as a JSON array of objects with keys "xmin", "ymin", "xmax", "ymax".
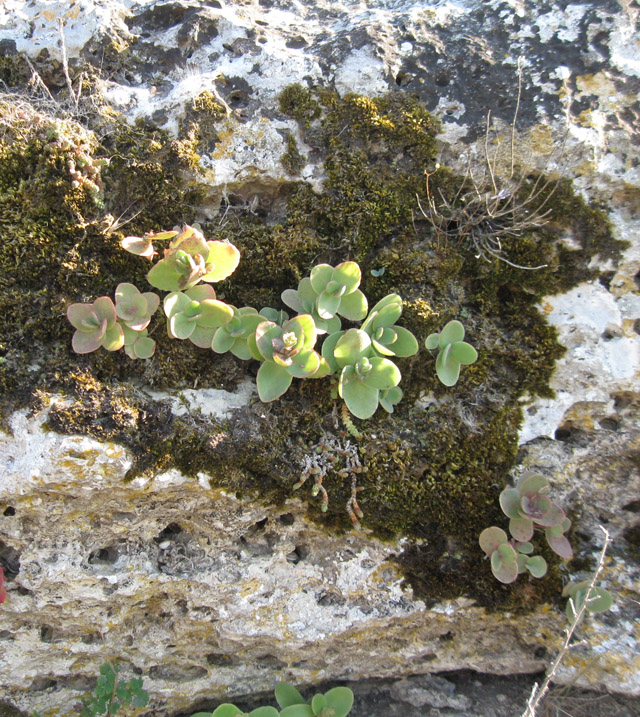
[{"xmin": 0, "ymin": 0, "xmax": 639, "ymax": 714}]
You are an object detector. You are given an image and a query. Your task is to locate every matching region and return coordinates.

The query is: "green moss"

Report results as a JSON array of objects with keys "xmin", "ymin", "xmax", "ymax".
[
  {"xmin": 0, "ymin": 82, "xmax": 624, "ymax": 612},
  {"xmin": 280, "ymin": 133, "xmax": 305, "ymax": 176}
]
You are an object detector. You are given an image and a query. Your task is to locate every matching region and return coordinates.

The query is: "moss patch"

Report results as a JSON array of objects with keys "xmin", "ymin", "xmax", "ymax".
[{"xmin": 0, "ymin": 81, "xmax": 625, "ymax": 611}]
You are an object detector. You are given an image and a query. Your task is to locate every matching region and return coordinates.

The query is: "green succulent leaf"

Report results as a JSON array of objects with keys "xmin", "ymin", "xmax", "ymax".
[
  {"xmin": 311, "ymin": 694, "xmax": 326, "ymax": 714},
  {"xmin": 491, "ymin": 543, "xmax": 519, "ymax": 584},
  {"xmin": 275, "ymin": 683, "xmax": 306, "ymax": 708},
  {"xmin": 257, "ymin": 361, "xmax": 293, "ymax": 402},
  {"xmin": 334, "ymin": 329, "xmax": 371, "ymax": 367},
  {"xmin": 288, "ymin": 349, "xmax": 321, "ymax": 378},
  {"xmin": 386, "ymin": 326, "xmax": 419, "ymax": 357},
  {"xmin": 201, "ymin": 241, "xmax": 241, "ymax": 282},
  {"xmin": 516, "ymin": 541, "xmax": 534, "ymax": 555},
  {"xmin": 425, "ymin": 332, "xmax": 440, "ymax": 351},
  {"xmin": 337, "ymin": 289, "xmax": 368, "ymax": 321},
  {"xmin": 279, "ymin": 707, "xmax": 314, "ymax": 717},
  {"xmin": 340, "ymin": 372, "xmax": 380, "ymax": 419},
  {"xmin": 361, "ymin": 357, "xmax": 401, "ymax": 390},
  {"xmin": 479, "ymin": 526, "xmax": 508, "ymax": 555},
  {"xmin": 248, "ymin": 708, "xmax": 279, "ymax": 717},
  {"xmin": 169, "ymin": 312, "xmax": 196, "ymax": 340},
  {"xmin": 435, "ymin": 345, "xmax": 461, "ymax": 386},
  {"xmin": 545, "ymin": 530, "xmax": 573, "ymax": 559},
  {"xmin": 332, "ymin": 261, "xmax": 361, "ymax": 294},
  {"xmin": 439, "ymin": 319, "xmax": 465, "ymax": 347},
  {"xmin": 211, "ymin": 705, "xmax": 244, "ymax": 717},
  {"xmin": 309, "ymin": 263, "xmax": 334, "ymax": 293},
  {"xmin": 147, "ymin": 257, "xmax": 183, "ymax": 291},
  {"xmin": 499, "ymin": 487, "xmax": 522, "ymax": 519},
  {"xmin": 517, "ymin": 472, "xmax": 549, "ymax": 496},
  {"xmin": 450, "ymin": 341, "xmax": 478, "ymax": 365},
  {"xmin": 509, "ymin": 516, "xmax": 534, "ymax": 542},
  {"xmin": 102, "ymin": 323, "xmax": 125, "ymax": 351},
  {"xmin": 324, "ymin": 687, "xmax": 354, "ymax": 717},
  {"xmin": 316, "ymin": 290, "xmax": 342, "ymax": 319},
  {"xmin": 525, "ymin": 555, "xmax": 548, "ymax": 578},
  {"xmin": 379, "ymin": 386, "xmax": 402, "ymax": 413}
]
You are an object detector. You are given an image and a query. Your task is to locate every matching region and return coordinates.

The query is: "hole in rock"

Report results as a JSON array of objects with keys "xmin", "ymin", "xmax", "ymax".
[
  {"xmin": 554, "ymin": 426, "xmax": 573, "ymax": 442},
  {"xmin": 88, "ymin": 546, "xmax": 119, "ymax": 565},
  {"xmin": 598, "ymin": 270, "xmax": 615, "ymax": 290},
  {"xmin": 286, "ymin": 545, "xmax": 307, "ymax": 564},
  {"xmin": 633, "ymin": 319, "xmax": 640, "ymax": 335},
  {"xmin": 317, "ymin": 591, "xmax": 345, "ymax": 607},
  {"xmin": 155, "ymin": 523, "xmax": 183, "ymax": 542},
  {"xmin": 534, "ymin": 645, "xmax": 547, "ymax": 658},
  {"xmin": 0, "ymin": 540, "xmax": 21, "ymax": 577},
  {"xmin": 3, "ymin": 506, "xmax": 15, "ymax": 516},
  {"xmin": 598, "ymin": 417, "xmax": 619, "ymax": 431},
  {"xmin": 30, "ymin": 677, "xmax": 58, "ymax": 692},
  {"xmin": 635, "ymin": 269, "xmax": 640, "ymax": 291},
  {"xmin": 622, "ymin": 500, "xmax": 640, "ymax": 513},
  {"xmin": 439, "ymin": 631, "xmax": 454, "ymax": 641},
  {"xmin": 253, "ymin": 517, "xmax": 268, "ymax": 531},
  {"xmin": 279, "ymin": 513, "xmax": 295, "ymax": 526},
  {"xmin": 435, "ymin": 71, "xmax": 450, "ymax": 87},
  {"xmin": 256, "ymin": 654, "xmax": 286, "ymax": 669},
  {"xmin": 39, "ymin": 625, "xmax": 64, "ymax": 643},
  {"xmin": 206, "ymin": 652, "xmax": 234, "ymax": 666}
]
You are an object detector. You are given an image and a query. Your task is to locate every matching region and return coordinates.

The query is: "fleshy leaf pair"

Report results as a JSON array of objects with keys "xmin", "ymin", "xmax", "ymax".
[
  {"xmin": 164, "ymin": 285, "xmax": 234, "ymax": 348},
  {"xmin": 360, "ymin": 294, "xmax": 419, "ymax": 358}
]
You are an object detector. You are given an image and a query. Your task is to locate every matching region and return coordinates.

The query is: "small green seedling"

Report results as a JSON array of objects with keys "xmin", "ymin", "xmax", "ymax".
[
  {"xmin": 80, "ymin": 663, "xmax": 149, "ymax": 717},
  {"xmin": 425, "ymin": 319, "xmax": 477, "ymax": 386}
]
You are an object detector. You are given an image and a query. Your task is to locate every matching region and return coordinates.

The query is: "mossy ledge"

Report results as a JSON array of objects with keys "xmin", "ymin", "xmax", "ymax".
[{"xmin": 0, "ymin": 77, "xmax": 625, "ymax": 611}]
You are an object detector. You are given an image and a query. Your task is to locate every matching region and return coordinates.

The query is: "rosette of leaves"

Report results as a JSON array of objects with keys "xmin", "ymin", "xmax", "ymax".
[
  {"xmin": 67, "ymin": 296, "xmax": 124, "ymax": 354},
  {"xmin": 164, "ymin": 285, "xmax": 234, "ymax": 348},
  {"xmin": 479, "ymin": 526, "xmax": 548, "ymax": 584},
  {"xmin": 562, "ymin": 580, "xmax": 613, "ymax": 622},
  {"xmin": 499, "ymin": 472, "xmax": 573, "ymax": 559},
  {"xmin": 211, "ymin": 307, "xmax": 264, "ymax": 360},
  {"xmin": 114, "ymin": 283, "xmax": 159, "ymax": 331},
  {"xmin": 425, "ymin": 320, "xmax": 477, "ymax": 386},
  {"xmin": 281, "ymin": 261, "xmax": 367, "ymax": 334},
  {"xmin": 146, "ymin": 225, "xmax": 241, "ymax": 292},
  {"xmin": 249, "ymin": 314, "xmax": 327, "ymax": 402},
  {"xmin": 322, "ymin": 328, "xmax": 401, "ymax": 419},
  {"xmin": 360, "ymin": 294, "xmax": 418, "ymax": 358}
]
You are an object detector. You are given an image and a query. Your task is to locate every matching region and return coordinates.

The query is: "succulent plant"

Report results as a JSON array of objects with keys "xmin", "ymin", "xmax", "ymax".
[
  {"xmin": 425, "ymin": 320, "xmax": 477, "ymax": 386},
  {"xmin": 192, "ymin": 682, "xmax": 354, "ymax": 717},
  {"xmin": 479, "ymin": 526, "xmax": 548, "ymax": 584},
  {"xmin": 322, "ymin": 328, "xmax": 401, "ymax": 419},
  {"xmin": 499, "ymin": 472, "xmax": 572, "ymax": 558},
  {"xmin": 163, "ymin": 285, "xmax": 234, "ymax": 348},
  {"xmin": 211, "ymin": 307, "xmax": 264, "ymax": 360},
  {"xmin": 562, "ymin": 580, "xmax": 613, "ymax": 622},
  {"xmin": 146, "ymin": 225, "xmax": 240, "ymax": 292},
  {"xmin": 249, "ymin": 314, "xmax": 327, "ymax": 402},
  {"xmin": 114, "ymin": 283, "xmax": 160, "ymax": 331},
  {"xmin": 360, "ymin": 293, "xmax": 419, "ymax": 358},
  {"xmin": 281, "ymin": 261, "xmax": 367, "ymax": 333},
  {"xmin": 67, "ymin": 296, "xmax": 124, "ymax": 354}
]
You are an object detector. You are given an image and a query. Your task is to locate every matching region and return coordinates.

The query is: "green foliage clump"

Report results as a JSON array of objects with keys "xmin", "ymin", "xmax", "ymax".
[
  {"xmin": 479, "ymin": 472, "xmax": 572, "ymax": 584},
  {"xmin": 281, "ymin": 133, "xmax": 306, "ymax": 176},
  {"xmin": 80, "ymin": 663, "xmax": 148, "ymax": 717},
  {"xmin": 563, "ymin": 579, "xmax": 613, "ymax": 622},
  {"xmin": 192, "ymin": 682, "xmax": 353, "ymax": 717}
]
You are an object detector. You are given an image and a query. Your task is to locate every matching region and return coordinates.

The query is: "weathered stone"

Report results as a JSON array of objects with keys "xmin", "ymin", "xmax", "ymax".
[{"xmin": 0, "ymin": 0, "xmax": 639, "ymax": 714}]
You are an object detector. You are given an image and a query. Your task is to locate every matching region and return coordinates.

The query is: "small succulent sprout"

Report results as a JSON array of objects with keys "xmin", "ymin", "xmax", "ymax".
[
  {"xmin": 251, "ymin": 315, "xmax": 323, "ymax": 402},
  {"xmin": 379, "ymin": 386, "xmax": 403, "ymax": 413},
  {"xmin": 330, "ymin": 329, "xmax": 402, "ymax": 419},
  {"xmin": 562, "ymin": 580, "xmax": 613, "ymax": 622},
  {"xmin": 500, "ymin": 473, "xmax": 571, "ymax": 558},
  {"xmin": 163, "ymin": 285, "xmax": 234, "ymax": 348},
  {"xmin": 309, "ymin": 261, "xmax": 368, "ymax": 320},
  {"xmin": 67, "ymin": 296, "xmax": 124, "ymax": 354},
  {"xmin": 211, "ymin": 306, "xmax": 264, "ymax": 360},
  {"xmin": 361, "ymin": 294, "xmax": 419, "ymax": 358},
  {"xmin": 516, "ymin": 551, "xmax": 548, "ymax": 579},
  {"xmin": 121, "ymin": 229, "xmax": 178, "ymax": 260},
  {"xmin": 275, "ymin": 682, "xmax": 354, "ymax": 717},
  {"xmin": 259, "ymin": 307, "xmax": 289, "ymax": 325},
  {"xmin": 147, "ymin": 225, "xmax": 240, "ymax": 292},
  {"xmin": 122, "ymin": 325, "xmax": 156, "ymax": 359},
  {"xmin": 114, "ymin": 283, "xmax": 160, "ymax": 331},
  {"xmin": 425, "ymin": 319, "xmax": 477, "ymax": 386},
  {"xmin": 479, "ymin": 526, "xmax": 518, "ymax": 583}
]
